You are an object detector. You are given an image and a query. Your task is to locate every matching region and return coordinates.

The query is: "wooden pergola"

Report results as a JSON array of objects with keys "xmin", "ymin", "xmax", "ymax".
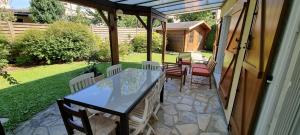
[{"xmin": 61, "ymin": 0, "xmax": 225, "ymax": 65}]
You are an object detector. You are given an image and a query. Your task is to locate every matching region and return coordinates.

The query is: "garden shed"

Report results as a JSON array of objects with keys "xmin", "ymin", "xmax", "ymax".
[{"xmin": 156, "ymin": 21, "xmax": 211, "ymax": 52}]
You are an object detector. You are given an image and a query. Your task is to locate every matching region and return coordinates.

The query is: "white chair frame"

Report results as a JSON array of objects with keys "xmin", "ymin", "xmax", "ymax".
[
  {"xmin": 106, "ymin": 64, "xmax": 122, "ymax": 77},
  {"xmin": 153, "ymin": 72, "xmax": 165, "ymax": 120},
  {"xmin": 129, "ymin": 87, "xmax": 157, "ymax": 135},
  {"xmin": 69, "ymin": 73, "xmax": 95, "ymax": 93},
  {"xmin": 142, "ymin": 61, "xmax": 161, "ymax": 71}
]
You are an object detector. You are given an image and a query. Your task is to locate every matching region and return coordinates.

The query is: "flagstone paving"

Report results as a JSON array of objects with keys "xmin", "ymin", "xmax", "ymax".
[{"xmin": 11, "ymin": 74, "xmax": 228, "ymax": 135}]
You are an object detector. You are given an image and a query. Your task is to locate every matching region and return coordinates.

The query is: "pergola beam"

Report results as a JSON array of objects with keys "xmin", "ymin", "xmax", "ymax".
[
  {"xmin": 146, "ymin": 15, "xmax": 153, "ymax": 61},
  {"xmin": 108, "ymin": 10, "xmax": 120, "ymax": 65},
  {"xmin": 135, "ymin": 15, "xmax": 147, "ymax": 29},
  {"xmin": 161, "ymin": 21, "xmax": 167, "ymax": 64}
]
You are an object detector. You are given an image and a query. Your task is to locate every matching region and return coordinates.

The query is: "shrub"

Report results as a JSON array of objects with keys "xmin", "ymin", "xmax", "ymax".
[
  {"xmin": 119, "ymin": 42, "xmax": 133, "ymax": 56},
  {"xmin": 205, "ymin": 24, "xmax": 216, "ymax": 51},
  {"xmin": 13, "ymin": 21, "xmax": 98, "ymax": 65},
  {"xmin": 88, "ymin": 38, "xmax": 111, "ymax": 62},
  {"xmin": 131, "ymin": 32, "xmax": 162, "ymax": 53}
]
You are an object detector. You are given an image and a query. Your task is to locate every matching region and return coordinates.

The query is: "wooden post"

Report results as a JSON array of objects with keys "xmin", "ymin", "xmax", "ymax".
[
  {"xmin": 108, "ymin": 10, "xmax": 119, "ymax": 65},
  {"xmin": 146, "ymin": 15, "xmax": 153, "ymax": 61},
  {"xmin": 161, "ymin": 21, "xmax": 167, "ymax": 64}
]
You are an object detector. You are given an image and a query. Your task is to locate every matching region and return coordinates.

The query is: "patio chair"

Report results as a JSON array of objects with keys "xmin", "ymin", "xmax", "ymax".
[
  {"xmin": 152, "ymin": 72, "xmax": 165, "ymax": 120},
  {"xmin": 128, "ymin": 88, "xmax": 157, "ymax": 135},
  {"xmin": 69, "ymin": 73, "xmax": 96, "ymax": 93},
  {"xmin": 164, "ymin": 62, "xmax": 187, "ymax": 92},
  {"xmin": 0, "ymin": 122, "xmax": 5, "ymax": 135},
  {"xmin": 191, "ymin": 59, "xmax": 217, "ymax": 89},
  {"xmin": 191, "ymin": 56, "xmax": 212, "ymax": 69},
  {"xmin": 142, "ymin": 61, "xmax": 161, "ymax": 71},
  {"xmin": 57, "ymin": 99, "xmax": 118, "ymax": 135},
  {"xmin": 106, "ymin": 64, "xmax": 122, "ymax": 77},
  {"xmin": 176, "ymin": 52, "xmax": 192, "ymax": 72}
]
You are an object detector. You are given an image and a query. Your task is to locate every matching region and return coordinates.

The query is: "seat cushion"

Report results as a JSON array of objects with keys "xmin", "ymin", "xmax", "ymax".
[
  {"xmin": 192, "ymin": 64, "xmax": 207, "ymax": 69},
  {"xmin": 181, "ymin": 60, "xmax": 191, "ymax": 65},
  {"xmin": 192, "ymin": 68, "xmax": 210, "ymax": 76},
  {"xmin": 166, "ymin": 68, "xmax": 182, "ymax": 77},
  {"xmin": 74, "ymin": 115, "xmax": 116, "ymax": 135}
]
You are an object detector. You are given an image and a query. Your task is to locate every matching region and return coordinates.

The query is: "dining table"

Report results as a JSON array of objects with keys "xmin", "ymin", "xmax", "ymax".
[{"xmin": 64, "ymin": 68, "xmax": 163, "ymax": 135}]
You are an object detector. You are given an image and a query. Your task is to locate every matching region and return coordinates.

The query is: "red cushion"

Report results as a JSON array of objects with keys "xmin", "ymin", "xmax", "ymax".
[
  {"xmin": 181, "ymin": 60, "xmax": 191, "ymax": 65},
  {"xmin": 192, "ymin": 68, "xmax": 210, "ymax": 76},
  {"xmin": 192, "ymin": 64, "xmax": 207, "ymax": 69},
  {"xmin": 166, "ymin": 68, "xmax": 183, "ymax": 77}
]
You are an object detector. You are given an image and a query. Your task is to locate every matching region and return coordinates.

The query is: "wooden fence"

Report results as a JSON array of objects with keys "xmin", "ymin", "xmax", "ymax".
[{"xmin": 0, "ymin": 21, "xmax": 146, "ymax": 43}]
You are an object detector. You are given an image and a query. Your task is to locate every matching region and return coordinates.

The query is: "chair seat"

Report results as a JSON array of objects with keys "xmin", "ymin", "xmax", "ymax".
[
  {"xmin": 74, "ymin": 115, "xmax": 117, "ymax": 135},
  {"xmin": 192, "ymin": 64, "xmax": 207, "ymax": 69},
  {"xmin": 166, "ymin": 68, "xmax": 184, "ymax": 77},
  {"xmin": 192, "ymin": 68, "xmax": 210, "ymax": 76},
  {"xmin": 181, "ymin": 60, "xmax": 191, "ymax": 65}
]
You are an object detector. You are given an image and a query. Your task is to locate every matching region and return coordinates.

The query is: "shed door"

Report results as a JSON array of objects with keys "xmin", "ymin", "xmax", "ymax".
[
  {"xmin": 230, "ymin": 0, "xmax": 286, "ymax": 134},
  {"xmin": 219, "ymin": 1, "xmax": 248, "ymax": 108}
]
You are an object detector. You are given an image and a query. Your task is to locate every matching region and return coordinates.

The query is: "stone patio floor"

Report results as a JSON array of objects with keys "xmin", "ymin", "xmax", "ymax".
[{"xmin": 11, "ymin": 74, "xmax": 228, "ymax": 135}]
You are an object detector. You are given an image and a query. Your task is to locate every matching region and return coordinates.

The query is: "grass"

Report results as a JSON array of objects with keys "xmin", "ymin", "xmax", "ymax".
[{"xmin": 0, "ymin": 52, "xmax": 211, "ymax": 131}]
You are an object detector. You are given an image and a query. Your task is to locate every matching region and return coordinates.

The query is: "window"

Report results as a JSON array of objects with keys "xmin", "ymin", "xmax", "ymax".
[{"xmin": 189, "ymin": 31, "xmax": 194, "ymax": 43}]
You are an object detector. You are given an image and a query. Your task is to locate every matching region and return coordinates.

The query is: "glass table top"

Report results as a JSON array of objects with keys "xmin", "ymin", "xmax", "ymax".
[{"xmin": 64, "ymin": 68, "xmax": 161, "ymax": 114}]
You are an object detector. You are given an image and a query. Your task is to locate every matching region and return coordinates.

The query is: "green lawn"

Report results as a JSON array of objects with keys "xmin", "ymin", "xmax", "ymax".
[{"xmin": 0, "ymin": 52, "xmax": 211, "ymax": 131}]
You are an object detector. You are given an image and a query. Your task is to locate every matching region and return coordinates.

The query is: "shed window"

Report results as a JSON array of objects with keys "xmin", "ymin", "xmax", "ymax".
[{"xmin": 189, "ymin": 31, "xmax": 194, "ymax": 43}]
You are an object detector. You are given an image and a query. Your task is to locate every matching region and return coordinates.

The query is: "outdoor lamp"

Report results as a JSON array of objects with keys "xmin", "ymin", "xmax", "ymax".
[{"xmin": 116, "ymin": 9, "xmax": 123, "ymax": 20}]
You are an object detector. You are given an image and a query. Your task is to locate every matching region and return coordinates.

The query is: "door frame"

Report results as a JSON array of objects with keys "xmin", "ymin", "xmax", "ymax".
[{"xmin": 254, "ymin": 0, "xmax": 300, "ymax": 134}]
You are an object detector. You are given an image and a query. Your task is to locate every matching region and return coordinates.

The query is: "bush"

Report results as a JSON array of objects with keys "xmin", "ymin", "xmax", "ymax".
[
  {"xmin": 0, "ymin": 34, "xmax": 9, "ymax": 68},
  {"xmin": 131, "ymin": 32, "xmax": 162, "ymax": 53},
  {"xmin": 205, "ymin": 24, "xmax": 216, "ymax": 51},
  {"xmin": 119, "ymin": 42, "xmax": 133, "ymax": 56},
  {"xmin": 13, "ymin": 21, "xmax": 98, "ymax": 65},
  {"xmin": 89, "ymin": 38, "xmax": 111, "ymax": 62}
]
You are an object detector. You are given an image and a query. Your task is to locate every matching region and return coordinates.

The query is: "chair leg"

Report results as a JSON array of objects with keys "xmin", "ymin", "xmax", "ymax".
[
  {"xmin": 209, "ymin": 76, "xmax": 211, "ymax": 89},
  {"xmin": 180, "ymin": 78, "xmax": 183, "ymax": 92},
  {"xmin": 190, "ymin": 74, "xmax": 193, "ymax": 85}
]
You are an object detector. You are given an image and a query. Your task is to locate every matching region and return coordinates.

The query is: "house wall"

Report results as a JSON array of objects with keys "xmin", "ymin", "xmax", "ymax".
[{"xmin": 166, "ymin": 30, "xmax": 185, "ymax": 52}]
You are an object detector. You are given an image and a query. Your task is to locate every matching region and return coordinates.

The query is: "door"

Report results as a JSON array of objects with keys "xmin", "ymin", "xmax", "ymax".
[
  {"xmin": 229, "ymin": 0, "xmax": 287, "ymax": 134},
  {"xmin": 219, "ymin": 1, "xmax": 248, "ymax": 108}
]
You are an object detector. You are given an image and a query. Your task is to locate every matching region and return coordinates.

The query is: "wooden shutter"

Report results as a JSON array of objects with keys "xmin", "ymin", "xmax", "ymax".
[
  {"xmin": 219, "ymin": 2, "xmax": 249, "ymax": 108},
  {"xmin": 229, "ymin": 0, "xmax": 287, "ymax": 134}
]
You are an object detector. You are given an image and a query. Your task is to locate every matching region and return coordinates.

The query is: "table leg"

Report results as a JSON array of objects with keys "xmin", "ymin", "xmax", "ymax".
[
  {"xmin": 120, "ymin": 115, "xmax": 129, "ymax": 135},
  {"xmin": 160, "ymin": 85, "xmax": 164, "ymax": 103}
]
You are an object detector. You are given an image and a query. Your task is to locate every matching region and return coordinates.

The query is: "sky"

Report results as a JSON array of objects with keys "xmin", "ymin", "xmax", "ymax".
[{"xmin": 10, "ymin": 0, "xmax": 30, "ymax": 9}]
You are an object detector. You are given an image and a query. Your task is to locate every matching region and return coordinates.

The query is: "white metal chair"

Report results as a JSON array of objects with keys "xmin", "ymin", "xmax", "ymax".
[
  {"xmin": 106, "ymin": 64, "xmax": 122, "ymax": 77},
  {"xmin": 152, "ymin": 72, "xmax": 165, "ymax": 120},
  {"xmin": 129, "ymin": 87, "xmax": 157, "ymax": 135},
  {"xmin": 69, "ymin": 73, "xmax": 95, "ymax": 93},
  {"xmin": 142, "ymin": 61, "xmax": 161, "ymax": 71}
]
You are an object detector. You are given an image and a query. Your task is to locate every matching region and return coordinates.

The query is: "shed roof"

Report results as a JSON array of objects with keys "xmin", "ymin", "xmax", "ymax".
[{"xmin": 156, "ymin": 21, "xmax": 211, "ymax": 31}]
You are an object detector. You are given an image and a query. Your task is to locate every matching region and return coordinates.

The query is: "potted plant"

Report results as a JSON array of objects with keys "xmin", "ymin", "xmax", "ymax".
[{"xmin": 84, "ymin": 51, "xmax": 105, "ymax": 81}]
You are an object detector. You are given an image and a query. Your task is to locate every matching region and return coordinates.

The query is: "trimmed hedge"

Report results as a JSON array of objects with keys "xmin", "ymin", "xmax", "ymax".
[
  {"xmin": 13, "ymin": 21, "xmax": 98, "ymax": 65},
  {"xmin": 131, "ymin": 32, "xmax": 162, "ymax": 53},
  {"xmin": 205, "ymin": 24, "xmax": 216, "ymax": 51},
  {"xmin": 0, "ymin": 34, "xmax": 9, "ymax": 68}
]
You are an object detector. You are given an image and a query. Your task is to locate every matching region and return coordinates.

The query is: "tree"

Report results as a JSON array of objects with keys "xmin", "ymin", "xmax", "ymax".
[
  {"xmin": 67, "ymin": 7, "xmax": 91, "ymax": 25},
  {"xmin": 0, "ymin": 34, "xmax": 18, "ymax": 84},
  {"xmin": 85, "ymin": 9, "xmax": 103, "ymax": 25},
  {"xmin": 0, "ymin": 8, "xmax": 16, "ymax": 21},
  {"xmin": 177, "ymin": 11, "xmax": 215, "ymax": 25},
  {"xmin": 30, "ymin": 0, "xmax": 65, "ymax": 23}
]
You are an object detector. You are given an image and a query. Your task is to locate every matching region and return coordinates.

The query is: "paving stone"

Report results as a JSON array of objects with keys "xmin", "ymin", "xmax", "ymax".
[
  {"xmin": 196, "ymin": 94, "xmax": 209, "ymax": 103},
  {"xmin": 176, "ymin": 104, "xmax": 192, "ymax": 111},
  {"xmin": 180, "ymin": 112, "xmax": 197, "ymax": 124},
  {"xmin": 14, "ymin": 126, "xmax": 34, "ymax": 135},
  {"xmin": 0, "ymin": 118, "xmax": 9, "ymax": 124},
  {"xmin": 212, "ymin": 115, "xmax": 227, "ymax": 133},
  {"xmin": 180, "ymin": 98, "xmax": 194, "ymax": 106},
  {"xmin": 163, "ymin": 105, "xmax": 178, "ymax": 115},
  {"xmin": 48, "ymin": 125, "xmax": 67, "ymax": 135},
  {"xmin": 167, "ymin": 96, "xmax": 181, "ymax": 104},
  {"xmin": 176, "ymin": 124, "xmax": 198, "ymax": 135},
  {"xmin": 171, "ymin": 128, "xmax": 180, "ymax": 135},
  {"xmin": 200, "ymin": 132, "xmax": 221, "ymax": 135},
  {"xmin": 33, "ymin": 127, "xmax": 48, "ymax": 135},
  {"xmin": 194, "ymin": 102, "xmax": 207, "ymax": 113},
  {"xmin": 156, "ymin": 126, "xmax": 171, "ymax": 135},
  {"xmin": 197, "ymin": 114, "xmax": 211, "ymax": 131},
  {"xmin": 164, "ymin": 114, "xmax": 175, "ymax": 126}
]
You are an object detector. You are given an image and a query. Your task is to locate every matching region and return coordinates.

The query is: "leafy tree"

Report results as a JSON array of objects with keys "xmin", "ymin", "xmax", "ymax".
[
  {"xmin": 85, "ymin": 9, "xmax": 103, "ymax": 25},
  {"xmin": 30, "ymin": 0, "xmax": 65, "ymax": 23},
  {"xmin": 0, "ymin": 8, "xmax": 16, "ymax": 21},
  {"xmin": 67, "ymin": 7, "xmax": 91, "ymax": 25},
  {"xmin": 177, "ymin": 11, "xmax": 215, "ymax": 25},
  {"xmin": 0, "ymin": 34, "xmax": 18, "ymax": 84}
]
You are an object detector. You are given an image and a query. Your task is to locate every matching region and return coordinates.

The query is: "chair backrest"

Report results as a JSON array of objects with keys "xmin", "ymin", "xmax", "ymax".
[
  {"xmin": 0, "ymin": 122, "xmax": 5, "ymax": 135},
  {"xmin": 142, "ymin": 61, "xmax": 161, "ymax": 71},
  {"xmin": 207, "ymin": 59, "xmax": 217, "ymax": 74},
  {"xmin": 177, "ymin": 52, "xmax": 191, "ymax": 61},
  {"xmin": 69, "ymin": 73, "xmax": 95, "ymax": 93},
  {"xmin": 57, "ymin": 99, "xmax": 93, "ymax": 135},
  {"xmin": 106, "ymin": 64, "xmax": 122, "ymax": 77},
  {"xmin": 142, "ymin": 88, "xmax": 156, "ymax": 122},
  {"xmin": 158, "ymin": 72, "xmax": 165, "ymax": 91}
]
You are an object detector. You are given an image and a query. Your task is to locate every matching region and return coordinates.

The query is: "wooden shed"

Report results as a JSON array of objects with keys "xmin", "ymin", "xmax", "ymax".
[{"xmin": 156, "ymin": 21, "xmax": 211, "ymax": 52}]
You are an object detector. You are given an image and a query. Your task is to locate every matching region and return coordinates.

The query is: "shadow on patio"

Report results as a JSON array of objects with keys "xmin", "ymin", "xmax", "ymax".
[{"xmin": 10, "ymin": 71, "xmax": 227, "ymax": 135}]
